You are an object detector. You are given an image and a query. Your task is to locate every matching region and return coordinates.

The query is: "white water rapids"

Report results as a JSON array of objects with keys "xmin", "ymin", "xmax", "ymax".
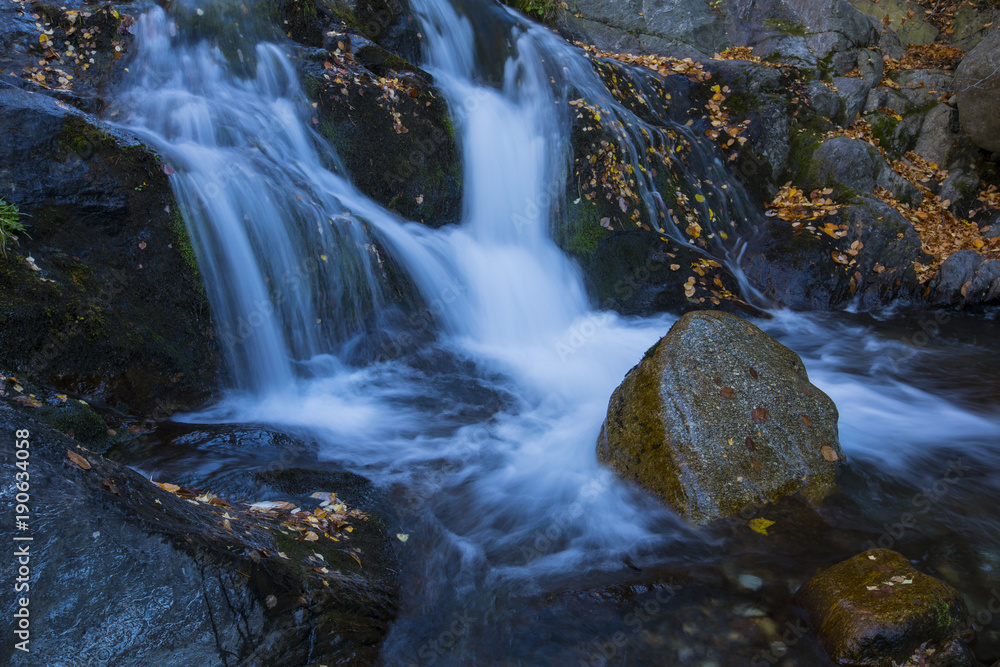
[{"xmin": 112, "ymin": 0, "xmax": 1000, "ymax": 663}]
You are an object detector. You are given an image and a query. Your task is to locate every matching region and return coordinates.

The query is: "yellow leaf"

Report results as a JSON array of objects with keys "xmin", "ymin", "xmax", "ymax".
[
  {"xmin": 694, "ymin": 194, "xmax": 706, "ymax": 203},
  {"xmin": 304, "ymin": 531, "xmax": 320, "ymax": 541},
  {"xmin": 749, "ymin": 518, "xmax": 775, "ymax": 535}
]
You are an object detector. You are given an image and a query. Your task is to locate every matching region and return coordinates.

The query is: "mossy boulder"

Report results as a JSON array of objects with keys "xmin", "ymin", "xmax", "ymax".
[
  {"xmin": 796, "ymin": 549, "xmax": 974, "ymax": 666},
  {"xmin": 597, "ymin": 310, "xmax": 843, "ymax": 525},
  {"xmin": 0, "ymin": 87, "xmax": 219, "ymax": 416}
]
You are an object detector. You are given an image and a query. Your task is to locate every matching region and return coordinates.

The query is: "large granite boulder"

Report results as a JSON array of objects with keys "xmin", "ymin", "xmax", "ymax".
[{"xmin": 597, "ymin": 310, "xmax": 843, "ymax": 525}]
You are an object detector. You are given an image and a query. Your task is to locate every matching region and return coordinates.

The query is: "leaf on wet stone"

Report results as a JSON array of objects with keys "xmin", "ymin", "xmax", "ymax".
[
  {"xmin": 101, "ymin": 477, "xmax": 120, "ymax": 495},
  {"xmin": 304, "ymin": 531, "xmax": 320, "ymax": 542},
  {"xmin": 751, "ymin": 407, "xmax": 769, "ymax": 423},
  {"xmin": 67, "ymin": 449, "xmax": 91, "ymax": 470},
  {"xmin": 820, "ymin": 446, "xmax": 839, "ymax": 462},
  {"xmin": 720, "ymin": 387, "xmax": 736, "ymax": 399},
  {"xmin": 745, "ymin": 436, "xmax": 756, "ymax": 452},
  {"xmin": 751, "ymin": 456, "xmax": 763, "ymax": 472},
  {"xmin": 801, "ymin": 414, "xmax": 813, "ymax": 426}
]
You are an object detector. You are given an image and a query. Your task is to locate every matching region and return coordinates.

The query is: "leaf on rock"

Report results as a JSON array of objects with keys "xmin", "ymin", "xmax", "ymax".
[
  {"xmin": 101, "ymin": 477, "xmax": 120, "ymax": 495},
  {"xmin": 820, "ymin": 445, "xmax": 840, "ymax": 462},
  {"xmin": 720, "ymin": 387, "xmax": 736, "ymax": 399},
  {"xmin": 751, "ymin": 407, "xmax": 769, "ymax": 424},
  {"xmin": 303, "ymin": 531, "xmax": 320, "ymax": 542},
  {"xmin": 67, "ymin": 450, "xmax": 91, "ymax": 470}
]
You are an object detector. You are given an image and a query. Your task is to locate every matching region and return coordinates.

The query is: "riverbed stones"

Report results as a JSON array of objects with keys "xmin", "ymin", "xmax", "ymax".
[
  {"xmin": 596, "ymin": 310, "xmax": 843, "ymax": 525},
  {"xmin": 796, "ymin": 549, "xmax": 974, "ymax": 667}
]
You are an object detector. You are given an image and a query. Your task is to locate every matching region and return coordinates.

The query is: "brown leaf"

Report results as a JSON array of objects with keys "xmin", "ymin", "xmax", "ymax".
[
  {"xmin": 751, "ymin": 457, "xmax": 762, "ymax": 472},
  {"xmin": 748, "ymin": 367, "xmax": 758, "ymax": 379},
  {"xmin": 799, "ymin": 383, "xmax": 813, "ymax": 397},
  {"xmin": 751, "ymin": 407, "xmax": 769, "ymax": 424},
  {"xmin": 101, "ymin": 477, "xmax": 119, "ymax": 495},
  {"xmin": 67, "ymin": 450, "xmax": 91, "ymax": 470},
  {"xmin": 303, "ymin": 531, "xmax": 320, "ymax": 542},
  {"xmin": 720, "ymin": 387, "xmax": 736, "ymax": 399},
  {"xmin": 801, "ymin": 414, "xmax": 813, "ymax": 426},
  {"xmin": 820, "ymin": 446, "xmax": 840, "ymax": 462},
  {"xmin": 745, "ymin": 436, "xmax": 756, "ymax": 452}
]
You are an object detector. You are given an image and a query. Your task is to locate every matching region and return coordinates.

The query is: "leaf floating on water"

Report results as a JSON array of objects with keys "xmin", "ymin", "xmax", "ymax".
[
  {"xmin": 820, "ymin": 446, "xmax": 840, "ymax": 462},
  {"xmin": 396, "ymin": 533, "xmax": 409, "ymax": 543},
  {"xmin": 66, "ymin": 449, "xmax": 91, "ymax": 470},
  {"xmin": 751, "ymin": 407, "xmax": 769, "ymax": 424},
  {"xmin": 720, "ymin": 387, "xmax": 736, "ymax": 399},
  {"xmin": 748, "ymin": 518, "xmax": 775, "ymax": 535}
]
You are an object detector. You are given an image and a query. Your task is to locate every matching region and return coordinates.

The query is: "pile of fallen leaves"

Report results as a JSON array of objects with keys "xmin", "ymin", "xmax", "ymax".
[
  {"xmin": 11, "ymin": 2, "xmax": 132, "ymax": 91},
  {"xmin": 149, "ymin": 479, "xmax": 369, "ymax": 556},
  {"xmin": 765, "ymin": 183, "xmax": 842, "ymax": 224},
  {"xmin": 884, "ymin": 44, "xmax": 966, "ymax": 72},
  {"xmin": 574, "ymin": 42, "xmax": 712, "ymax": 82}
]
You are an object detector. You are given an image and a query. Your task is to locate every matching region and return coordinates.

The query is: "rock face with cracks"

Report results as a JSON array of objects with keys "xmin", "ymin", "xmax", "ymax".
[{"xmin": 597, "ymin": 310, "xmax": 843, "ymax": 525}]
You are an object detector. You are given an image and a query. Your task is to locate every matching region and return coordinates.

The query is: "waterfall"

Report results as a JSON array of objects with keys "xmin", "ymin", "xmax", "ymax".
[{"xmin": 110, "ymin": 1, "xmax": 1000, "ymax": 664}]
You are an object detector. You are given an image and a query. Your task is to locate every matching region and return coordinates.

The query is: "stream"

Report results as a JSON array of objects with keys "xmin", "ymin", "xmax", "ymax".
[{"xmin": 110, "ymin": 0, "xmax": 1000, "ymax": 664}]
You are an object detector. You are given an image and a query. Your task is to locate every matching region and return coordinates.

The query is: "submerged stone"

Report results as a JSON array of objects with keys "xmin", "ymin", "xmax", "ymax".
[{"xmin": 796, "ymin": 549, "xmax": 974, "ymax": 667}]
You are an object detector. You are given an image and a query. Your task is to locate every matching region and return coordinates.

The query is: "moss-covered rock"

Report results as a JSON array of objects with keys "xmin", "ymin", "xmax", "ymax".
[
  {"xmin": 597, "ymin": 310, "xmax": 843, "ymax": 525},
  {"xmin": 796, "ymin": 549, "xmax": 975, "ymax": 666},
  {"xmin": 0, "ymin": 87, "xmax": 219, "ymax": 416}
]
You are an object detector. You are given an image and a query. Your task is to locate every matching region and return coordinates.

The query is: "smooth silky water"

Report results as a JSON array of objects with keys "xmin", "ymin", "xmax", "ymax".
[{"xmin": 110, "ymin": 1, "xmax": 1000, "ymax": 664}]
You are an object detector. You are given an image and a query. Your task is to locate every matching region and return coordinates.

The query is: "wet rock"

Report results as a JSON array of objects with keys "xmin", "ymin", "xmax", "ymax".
[
  {"xmin": 0, "ymin": 403, "xmax": 398, "ymax": 666},
  {"xmin": 597, "ymin": 310, "xmax": 843, "ymax": 525},
  {"xmin": 955, "ymin": 29, "xmax": 1000, "ymax": 154},
  {"xmin": 810, "ymin": 137, "xmax": 879, "ymax": 196},
  {"xmin": 927, "ymin": 249, "xmax": 986, "ymax": 306},
  {"xmin": 796, "ymin": 549, "xmax": 974, "ymax": 667},
  {"xmin": 745, "ymin": 197, "xmax": 924, "ymax": 310},
  {"xmin": 0, "ymin": 86, "xmax": 218, "ymax": 416},
  {"xmin": 300, "ymin": 34, "xmax": 463, "ymax": 227},
  {"xmin": 833, "ymin": 76, "xmax": 873, "ymax": 125}
]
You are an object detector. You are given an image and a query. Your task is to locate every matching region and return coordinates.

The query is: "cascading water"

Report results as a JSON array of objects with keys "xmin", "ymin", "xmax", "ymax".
[{"xmin": 112, "ymin": 1, "xmax": 1000, "ymax": 664}]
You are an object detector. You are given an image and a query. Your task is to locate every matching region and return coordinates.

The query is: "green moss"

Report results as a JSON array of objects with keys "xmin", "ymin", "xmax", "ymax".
[
  {"xmin": 169, "ymin": 209, "xmax": 201, "ymax": 284},
  {"xmin": 36, "ymin": 400, "xmax": 117, "ymax": 451},
  {"xmin": 764, "ymin": 17, "xmax": 808, "ymax": 37}
]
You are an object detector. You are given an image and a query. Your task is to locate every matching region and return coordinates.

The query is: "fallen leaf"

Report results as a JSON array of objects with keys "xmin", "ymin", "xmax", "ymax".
[
  {"xmin": 396, "ymin": 533, "xmax": 409, "ymax": 542},
  {"xmin": 720, "ymin": 387, "xmax": 736, "ymax": 399},
  {"xmin": 751, "ymin": 407, "xmax": 769, "ymax": 424},
  {"xmin": 101, "ymin": 478, "xmax": 120, "ymax": 495},
  {"xmin": 303, "ymin": 531, "xmax": 320, "ymax": 542},
  {"xmin": 266, "ymin": 595, "xmax": 278, "ymax": 609},
  {"xmin": 745, "ymin": 436, "xmax": 756, "ymax": 452},
  {"xmin": 801, "ymin": 414, "xmax": 813, "ymax": 426},
  {"xmin": 751, "ymin": 456, "xmax": 763, "ymax": 472},
  {"xmin": 748, "ymin": 518, "xmax": 775, "ymax": 535},
  {"xmin": 67, "ymin": 450, "xmax": 91, "ymax": 470},
  {"xmin": 820, "ymin": 446, "xmax": 839, "ymax": 462}
]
